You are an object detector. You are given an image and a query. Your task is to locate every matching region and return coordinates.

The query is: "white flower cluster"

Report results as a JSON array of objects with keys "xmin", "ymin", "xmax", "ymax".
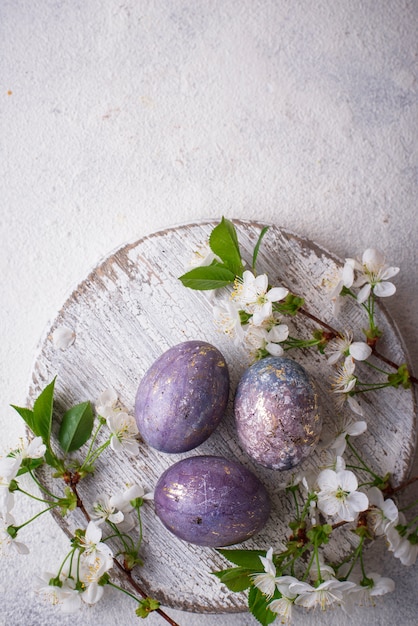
[
  {"xmin": 325, "ymin": 331, "xmax": 372, "ymax": 416},
  {"xmin": 35, "ymin": 469, "xmax": 153, "ymax": 614},
  {"xmin": 213, "ymin": 269, "xmax": 289, "ymax": 359},
  {"xmin": 331, "ymin": 248, "xmax": 399, "ymax": 313},
  {"xmin": 34, "ymin": 480, "xmax": 152, "ymax": 614},
  {"xmin": 36, "ymin": 521, "xmax": 114, "ymax": 612},
  {"xmin": 0, "ymin": 438, "xmax": 46, "ymax": 555},
  {"xmin": 251, "ymin": 417, "xmax": 418, "ymax": 623},
  {"xmin": 253, "ymin": 547, "xmax": 395, "ymax": 624},
  {"xmin": 90, "ymin": 483, "xmax": 153, "ymax": 532},
  {"xmin": 96, "ymin": 388, "xmax": 140, "ymax": 457}
]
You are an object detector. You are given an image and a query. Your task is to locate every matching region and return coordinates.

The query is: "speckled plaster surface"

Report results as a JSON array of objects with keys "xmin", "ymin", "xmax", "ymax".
[{"xmin": 1, "ymin": 1, "xmax": 418, "ymax": 625}]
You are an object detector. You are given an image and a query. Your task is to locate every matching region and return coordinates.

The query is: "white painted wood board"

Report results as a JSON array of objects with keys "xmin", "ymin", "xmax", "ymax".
[{"xmin": 27, "ymin": 220, "xmax": 417, "ymax": 612}]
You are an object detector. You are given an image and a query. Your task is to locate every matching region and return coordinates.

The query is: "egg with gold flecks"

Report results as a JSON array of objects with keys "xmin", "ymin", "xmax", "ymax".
[
  {"xmin": 135, "ymin": 341, "xmax": 229, "ymax": 453},
  {"xmin": 154, "ymin": 455, "xmax": 271, "ymax": 547},
  {"xmin": 234, "ymin": 356, "xmax": 321, "ymax": 470}
]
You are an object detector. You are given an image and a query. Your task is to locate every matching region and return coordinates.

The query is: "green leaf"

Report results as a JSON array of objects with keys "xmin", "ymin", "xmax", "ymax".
[
  {"xmin": 217, "ymin": 548, "xmax": 266, "ymax": 570},
  {"xmin": 32, "ymin": 378, "xmax": 56, "ymax": 444},
  {"xmin": 58, "ymin": 401, "xmax": 94, "ymax": 453},
  {"xmin": 16, "ymin": 457, "xmax": 44, "ymax": 476},
  {"xmin": 388, "ymin": 363, "xmax": 411, "ymax": 389},
  {"xmin": 135, "ymin": 597, "xmax": 161, "ymax": 618},
  {"xmin": 45, "ymin": 449, "xmax": 65, "ymax": 471},
  {"xmin": 10, "ymin": 405, "xmax": 36, "ymax": 433},
  {"xmin": 307, "ymin": 523, "xmax": 332, "ymax": 546},
  {"xmin": 273, "ymin": 293, "xmax": 304, "ymax": 316},
  {"xmin": 179, "ymin": 263, "xmax": 236, "ymax": 290},
  {"xmin": 248, "ymin": 585, "xmax": 277, "ymax": 626},
  {"xmin": 59, "ymin": 487, "xmax": 78, "ymax": 515},
  {"xmin": 209, "ymin": 217, "xmax": 244, "ymax": 276},
  {"xmin": 252, "ymin": 226, "xmax": 269, "ymax": 271},
  {"xmin": 11, "ymin": 378, "xmax": 56, "ymax": 445},
  {"xmin": 213, "ymin": 567, "xmax": 253, "ymax": 592}
]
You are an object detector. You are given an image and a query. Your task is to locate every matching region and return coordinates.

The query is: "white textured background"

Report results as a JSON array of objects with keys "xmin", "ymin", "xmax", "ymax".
[{"xmin": 1, "ymin": 1, "xmax": 418, "ymax": 624}]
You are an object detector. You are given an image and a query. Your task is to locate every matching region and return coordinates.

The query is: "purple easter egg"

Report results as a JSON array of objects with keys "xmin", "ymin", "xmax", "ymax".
[
  {"xmin": 154, "ymin": 455, "xmax": 271, "ymax": 547},
  {"xmin": 135, "ymin": 341, "xmax": 229, "ymax": 453}
]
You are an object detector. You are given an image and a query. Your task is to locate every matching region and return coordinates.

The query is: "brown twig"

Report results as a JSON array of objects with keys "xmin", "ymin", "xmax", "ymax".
[{"xmin": 383, "ymin": 475, "xmax": 418, "ymax": 497}]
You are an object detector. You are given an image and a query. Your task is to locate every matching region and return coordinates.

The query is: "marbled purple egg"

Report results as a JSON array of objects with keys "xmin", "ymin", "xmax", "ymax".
[
  {"xmin": 234, "ymin": 357, "xmax": 321, "ymax": 470},
  {"xmin": 135, "ymin": 341, "xmax": 229, "ymax": 453},
  {"xmin": 154, "ymin": 455, "xmax": 271, "ymax": 547}
]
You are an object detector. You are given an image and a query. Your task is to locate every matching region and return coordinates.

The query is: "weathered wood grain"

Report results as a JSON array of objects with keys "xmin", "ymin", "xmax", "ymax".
[{"xmin": 27, "ymin": 220, "xmax": 417, "ymax": 612}]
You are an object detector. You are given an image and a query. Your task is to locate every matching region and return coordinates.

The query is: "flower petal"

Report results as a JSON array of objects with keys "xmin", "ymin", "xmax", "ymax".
[
  {"xmin": 357, "ymin": 283, "xmax": 371, "ymax": 303},
  {"xmin": 362, "ymin": 248, "xmax": 385, "ymax": 271},
  {"xmin": 346, "ymin": 420, "xmax": 367, "ymax": 437},
  {"xmin": 254, "ymin": 273, "xmax": 268, "ymax": 293},
  {"xmin": 342, "ymin": 260, "xmax": 355, "ymax": 288},
  {"xmin": 267, "ymin": 287, "xmax": 289, "ymax": 303},
  {"xmin": 268, "ymin": 324, "xmax": 289, "ymax": 342},
  {"xmin": 373, "ymin": 281, "xmax": 396, "ymax": 298},
  {"xmin": 347, "ymin": 394, "xmax": 364, "ymax": 415},
  {"xmin": 338, "ymin": 469, "xmax": 359, "ymax": 492},
  {"xmin": 380, "ymin": 266, "xmax": 400, "ymax": 280},
  {"xmin": 52, "ymin": 326, "xmax": 75, "ymax": 350},
  {"xmin": 266, "ymin": 342, "xmax": 284, "ymax": 356},
  {"xmin": 349, "ymin": 342, "xmax": 372, "ymax": 361},
  {"xmin": 317, "ymin": 469, "xmax": 339, "ymax": 491}
]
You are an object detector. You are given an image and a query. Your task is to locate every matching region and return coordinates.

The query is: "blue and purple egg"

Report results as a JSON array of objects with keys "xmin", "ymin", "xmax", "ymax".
[{"xmin": 234, "ymin": 356, "xmax": 321, "ymax": 470}]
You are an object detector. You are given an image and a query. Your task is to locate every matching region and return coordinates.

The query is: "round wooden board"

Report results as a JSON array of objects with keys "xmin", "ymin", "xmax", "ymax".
[{"xmin": 28, "ymin": 220, "xmax": 417, "ymax": 613}]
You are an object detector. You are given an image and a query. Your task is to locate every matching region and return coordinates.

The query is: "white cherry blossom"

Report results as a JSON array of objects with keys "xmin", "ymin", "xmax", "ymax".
[
  {"xmin": 0, "ymin": 457, "xmax": 20, "ymax": 519},
  {"xmin": 326, "ymin": 332, "xmax": 372, "ymax": 365},
  {"xmin": 356, "ymin": 248, "xmax": 400, "ymax": 303},
  {"xmin": 316, "ymin": 468, "xmax": 369, "ymax": 522},
  {"xmin": 109, "ymin": 484, "xmax": 153, "ymax": 532},
  {"xmin": 96, "ymin": 387, "xmax": 119, "ymax": 419},
  {"xmin": 11, "ymin": 436, "xmax": 46, "ymax": 463},
  {"xmin": 244, "ymin": 322, "xmax": 289, "ymax": 357},
  {"xmin": 319, "ymin": 450, "xmax": 346, "ymax": 473},
  {"xmin": 268, "ymin": 595, "xmax": 294, "ymax": 624},
  {"xmin": 188, "ymin": 243, "xmax": 221, "ymax": 268},
  {"xmin": 366, "ymin": 486, "xmax": 399, "ymax": 536},
  {"xmin": 35, "ymin": 572, "xmax": 81, "ymax": 613},
  {"xmin": 234, "ymin": 271, "xmax": 288, "ymax": 326},
  {"xmin": 385, "ymin": 513, "xmax": 418, "ymax": 566},
  {"xmin": 290, "ymin": 578, "xmax": 356, "ymax": 610},
  {"xmin": 79, "ymin": 521, "xmax": 113, "ymax": 571},
  {"xmin": 332, "ymin": 356, "xmax": 357, "ymax": 394},
  {"xmin": 268, "ymin": 575, "xmax": 298, "ymax": 624},
  {"xmin": 107, "ymin": 411, "xmax": 140, "ymax": 456},
  {"xmin": 0, "ymin": 513, "xmax": 29, "ymax": 555},
  {"xmin": 252, "ymin": 547, "xmax": 277, "ymax": 599},
  {"xmin": 79, "ymin": 552, "xmax": 112, "ymax": 605},
  {"xmin": 91, "ymin": 493, "xmax": 124, "ymax": 526},
  {"xmin": 110, "ymin": 483, "xmax": 152, "ymax": 510},
  {"xmin": 347, "ymin": 572, "xmax": 395, "ymax": 606},
  {"xmin": 213, "ymin": 299, "xmax": 245, "ymax": 345},
  {"xmin": 330, "ymin": 416, "xmax": 367, "ymax": 456}
]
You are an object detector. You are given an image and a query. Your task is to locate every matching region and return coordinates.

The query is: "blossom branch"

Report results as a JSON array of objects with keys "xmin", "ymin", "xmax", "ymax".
[
  {"xmin": 70, "ymin": 480, "xmax": 181, "ymax": 626},
  {"xmin": 298, "ymin": 306, "xmax": 418, "ymax": 385}
]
